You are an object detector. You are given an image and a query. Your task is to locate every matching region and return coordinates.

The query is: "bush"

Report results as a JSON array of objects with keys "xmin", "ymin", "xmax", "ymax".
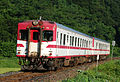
[
  {"xmin": 63, "ymin": 60, "xmax": 120, "ymax": 82},
  {"xmin": 97, "ymin": 60, "xmax": 120, "ymax": 79},
  {"xmin": 0, "ymin": 41, "xmax": 16, "ymax": 57},
  {"xmin": 113, "ymin": 47, "xmax": 120, "ymax": 57}
]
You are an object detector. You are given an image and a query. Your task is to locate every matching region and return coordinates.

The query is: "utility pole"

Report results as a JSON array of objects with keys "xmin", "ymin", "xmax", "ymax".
[{"xmin": 111, "ymin": 41, "xmax": 115, "ymax": 60}]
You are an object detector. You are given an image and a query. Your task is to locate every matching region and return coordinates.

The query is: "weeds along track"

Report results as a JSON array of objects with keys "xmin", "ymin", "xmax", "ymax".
[{"xmin": 0, "ymin": 57, "xmax": 120, "ymax": 82}]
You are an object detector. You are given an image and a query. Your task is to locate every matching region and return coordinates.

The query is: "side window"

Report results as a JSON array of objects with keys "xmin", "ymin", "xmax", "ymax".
[
  {"xmin": 96, "ymin": 42, "xmax": 98, "ymax": 49},
  {"xmin": 60, "ymin": 33, "xmax": 62, "ymax": 45},
  {"xmin": 63, "ymin": 34, "xmax": 66, "ymax": 45},
  {"xmin": 67, "ymin": 35, "xmax": 69, "ymax": 45},
  {"xmin": 85, "ymin": 40, "xmax": 86, "ymax": 48},
  {"xmin": 84, "ymin": 40, "xmax": 86, "ymax": 48},
  {"xmin": 75, "ymin": 37, "xmax": 77, "ymax": 47},
  {"xmin": 72, "ymin": 36, "xmax": 74, "ymax": 46},
  {"xmin": 78, "ymin": 38, "xmax": 79, "ymax": 47},
  {"xmin": 84, "ymin": 40, "xmax": 85, "ymax": 48},
  {"xmin": 43, "ymin": 30, "xmax": 53, "ymax": 41},
  {"xmin": 80, "ymin": 39, "xmax": 82, "ymax": 47},
  {"xmin": 82, "ymin": 39, "xmax": 84, "ymax": 48},
  {"xmin": 86, "ymin": 41, "xmax": 88, "ymax": 48},
  {"xmin": 89, "ymin": 41, "xmax": 90, "ymax": 48},
  {"xmin": 67, "ymin": 35, "xmax": 69, "ymax": 42},
  {"xmin": 99, "ymin": 43, "xmax": 101, "ymax": 49},
  {"xmin": 70, "ymin": 36, "xmax": 72, "ymax": 46}
]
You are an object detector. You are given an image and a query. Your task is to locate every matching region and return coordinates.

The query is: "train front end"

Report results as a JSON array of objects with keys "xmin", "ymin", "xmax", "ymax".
[{"xmin": 16, "ymin": 20, "xmax": 57, "ymax": 70}]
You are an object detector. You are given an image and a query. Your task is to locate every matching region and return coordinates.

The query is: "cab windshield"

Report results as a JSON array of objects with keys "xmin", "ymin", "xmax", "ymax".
[
  {"xmin": 19, "ymin": 30, "xmax": 28, "ymax": 40},
  {"xmin": 43, "ymin": 30, "xmax": 53, "ymax": 41}
]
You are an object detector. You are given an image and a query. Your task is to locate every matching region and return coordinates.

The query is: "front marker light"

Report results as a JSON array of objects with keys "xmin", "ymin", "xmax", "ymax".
[{"xmin": 32, "ymin": 21, "xmax": 39, "ymax": 26}]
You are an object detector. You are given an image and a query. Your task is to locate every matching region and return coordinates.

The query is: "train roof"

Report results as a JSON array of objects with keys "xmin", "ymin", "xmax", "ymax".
[
  {"xmin": 19, "ymin": 20, "xmax": 55, "ymax": 25},
  {"xmin": 56, "ymin": 23, "xmax": 109, "ymax": 44}
]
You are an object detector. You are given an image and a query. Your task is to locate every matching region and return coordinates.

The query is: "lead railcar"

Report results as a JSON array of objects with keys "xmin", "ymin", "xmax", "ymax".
[{"xmin": 16, "ymin": 20, "xmax": 110, "ymax": 70}]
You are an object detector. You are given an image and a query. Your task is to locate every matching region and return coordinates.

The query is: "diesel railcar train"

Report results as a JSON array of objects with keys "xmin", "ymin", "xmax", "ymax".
[{"xmin": 16, "ymin": 20, "xmax": 110, "ymax": 70}]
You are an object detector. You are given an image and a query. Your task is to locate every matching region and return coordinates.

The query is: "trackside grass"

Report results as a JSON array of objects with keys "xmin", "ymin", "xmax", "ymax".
[
  {"xmin": 0, "ymin": 57, "xmax": 20, "ymax": 74},
  {"xmin": 0, "ymin": 68, "xmax": 20, "ymax": 74},
  {"xmin": 0, "ymin": 57, "xmax": 20, "ymax": 68},
  {"xmin": 63, "ymin": 60, "xmax": 120, "ymax": 82}
]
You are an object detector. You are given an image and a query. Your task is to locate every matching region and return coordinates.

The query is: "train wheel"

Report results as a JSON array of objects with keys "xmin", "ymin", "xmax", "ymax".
[
  {"xmin": 21, "ymin": 65, "xmax": 25, "ymax": 71},
  {"xmin": 73, "ymin": 58, "xmax": 79, "ymax": 66},
  {"xmin": 22, "ymin": 58, "xmax": 42, "ymax": 71},
  {"xmin": 21, "ymin": 65, "xmax": 33, "ymax": 71},
  {"xmin": 69, "ymin": 61, "xmax": 74, "ymax": 67},
  {"xmin": 47, "ymin": 67, "xmax": 57, "ymax": 71},
  {"xmin": 100, "ymin": 55, "xmax": 107, "ymax": 60}
]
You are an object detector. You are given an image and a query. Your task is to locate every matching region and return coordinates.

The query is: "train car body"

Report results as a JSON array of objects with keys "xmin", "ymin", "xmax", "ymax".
[{"xmin": 16, "ymin": 20, "xmax": 110, "ymax": 70}]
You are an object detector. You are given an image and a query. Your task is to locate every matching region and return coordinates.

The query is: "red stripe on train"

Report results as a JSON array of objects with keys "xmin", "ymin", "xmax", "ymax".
[
  {"xmin": 46, "ymin": 45, "xmax": 110, "ymax": 51},
  {"xmin": 16, "ymin": 54, "xmax": 110, "ymax": 58},
  {"xmin": 16, "ymin": 55, "xmax": 26, "ymax": 57},
  {"xmin": 93, "ymin": 37, "xmax": 94, "ymax": 47},
  {"xmin": 17, "ymin": 44, "xmax": 24, "ymax": 47},
  {"xmin": 46, "ymin": 54, "xmax": 110, "ymax": 58}
]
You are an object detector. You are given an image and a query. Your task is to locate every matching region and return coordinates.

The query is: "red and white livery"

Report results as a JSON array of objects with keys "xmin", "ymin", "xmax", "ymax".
[{"xmin": 16, "ymin": 20, "xmax": 110, "ymax": 70}]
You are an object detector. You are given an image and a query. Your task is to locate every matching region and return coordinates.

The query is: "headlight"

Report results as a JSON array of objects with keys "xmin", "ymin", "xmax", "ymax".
[{"xmin": 32, "ymin": 20, "xmax": 39, "ymax": 26}]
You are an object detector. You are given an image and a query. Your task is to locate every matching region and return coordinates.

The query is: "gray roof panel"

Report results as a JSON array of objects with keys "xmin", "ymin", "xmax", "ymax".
[{"xmin": 56, "ymin": 23, "xmax": 109, "ymax": 43}]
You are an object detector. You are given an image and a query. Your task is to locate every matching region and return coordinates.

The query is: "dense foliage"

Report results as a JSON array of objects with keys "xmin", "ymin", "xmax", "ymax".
[
  {"xmin": 63, "ymin": 60, "xmax": 120, "ymax": 82},
  {"xmin": 0, "ymin": 41, "xmax": 16, "ymax": 57},
  {"xmin": 0, "ymin": 0, "xmax": 120, "ymax": 57}
]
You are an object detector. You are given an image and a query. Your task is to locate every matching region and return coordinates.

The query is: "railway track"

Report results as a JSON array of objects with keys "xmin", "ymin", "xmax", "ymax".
[{"xmin": 0, "ymin": 57, "xmax": 120, "ymax": 82}]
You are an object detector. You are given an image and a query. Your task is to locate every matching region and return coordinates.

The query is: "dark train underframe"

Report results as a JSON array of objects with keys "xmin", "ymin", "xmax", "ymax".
[{"xmin": 18, "ymin": 55, "xmax": 107, "ymax": 71}]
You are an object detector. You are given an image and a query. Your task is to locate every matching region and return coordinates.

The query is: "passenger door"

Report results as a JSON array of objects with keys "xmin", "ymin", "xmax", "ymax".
[{"xmin": 28, "ymin": 29, "xmax": 41, "ymax": 57}]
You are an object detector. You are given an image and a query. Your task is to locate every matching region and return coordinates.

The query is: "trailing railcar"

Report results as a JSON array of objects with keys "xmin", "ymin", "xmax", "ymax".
[{"xmin": 16, "ymin": 20, "xmax": 110, "ymax": 70}]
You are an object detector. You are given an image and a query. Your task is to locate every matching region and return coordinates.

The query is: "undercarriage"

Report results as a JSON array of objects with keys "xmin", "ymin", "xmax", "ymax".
[{"xmin": 18, "ymin": 55, "xmax": 107, "ymax": 71}]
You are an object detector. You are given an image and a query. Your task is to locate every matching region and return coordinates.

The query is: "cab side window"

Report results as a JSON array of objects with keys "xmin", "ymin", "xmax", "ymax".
[{"xmin": 43, "ymin": 30, "xmax": 53, "ymax": 41}]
